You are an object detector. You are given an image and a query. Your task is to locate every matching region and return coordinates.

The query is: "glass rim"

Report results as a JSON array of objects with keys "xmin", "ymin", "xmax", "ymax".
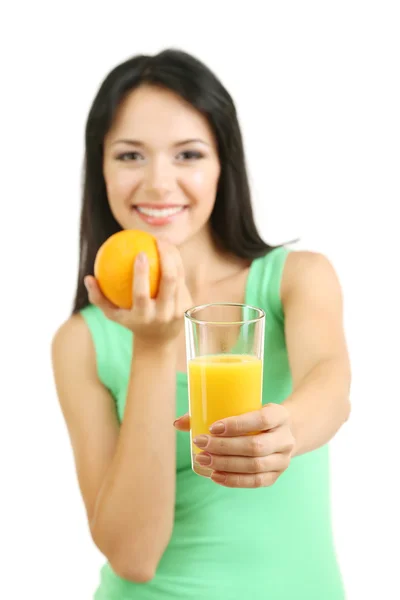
[{"xmin": 184, "ymin": 302, "xmax": 265, "ymax": 326}]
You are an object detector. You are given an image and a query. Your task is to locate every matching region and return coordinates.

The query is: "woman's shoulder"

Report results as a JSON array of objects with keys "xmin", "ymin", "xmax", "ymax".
[
  {"xmin": 249, "ymin": 246, "xmax": 337, "ymax": 320},
  {"xmin": 51, "ymin": 311, "xmax": 95, "ymax": 362},
  {"xmin": 51, "ymin": 313, "xmax": 99, "ymax": 397},
  {"xmin": 280, "ymin": 249, "xmax": 340, "ymax": 307},
  {"xmin": 51, "ymin": 304, "xmax": 116, "ymax": 367},
  {"xmin": 52, "ymin": 303, "xmax": 105, "ymax": 343},
  {"xmin": 52, "ymin": 305, "xmax": 125, "ymax": 361}
]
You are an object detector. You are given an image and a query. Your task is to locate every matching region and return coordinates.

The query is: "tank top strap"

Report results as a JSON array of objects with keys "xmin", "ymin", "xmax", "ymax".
[
  {"xmin": 79, "ymin": 304, "xmax": 131, "ymax": 393},
  {"xmin": 246, "ymin": 246, "xmax": 292, "ymax": 322}
]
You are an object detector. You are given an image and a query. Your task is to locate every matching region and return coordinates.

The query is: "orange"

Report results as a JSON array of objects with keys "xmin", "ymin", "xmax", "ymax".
[{"xmin": 94, "ymin": 230, "xmax": 161, "ymax": 309}]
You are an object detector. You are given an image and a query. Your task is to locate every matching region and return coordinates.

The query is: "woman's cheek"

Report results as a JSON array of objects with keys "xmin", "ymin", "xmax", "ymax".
[
  {"xmin": 107, "ymin": 170, "xmax": 141, "ymax": 200},
  {"xmin": 189, "ymin": 167, "xmax": 219, "ymax": 197}
]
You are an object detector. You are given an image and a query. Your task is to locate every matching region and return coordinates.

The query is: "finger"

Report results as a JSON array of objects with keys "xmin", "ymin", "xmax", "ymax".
[
  {"xmin": 173, "ymin": 413, "xmax": 190, "ymax": 431},
  {"xmin": 195, "ymin": 451, "xmax": 289, "ymax": 474},
  {"xmin": 133, "ymin": 252, "xmax": 151, "ymax": 314},
  {"xmin": 84, "ymin": 276, "xmax": 121, "ymax": 321},
  {"xmin": 193, "ymin": 429, "xmax": 285, "ymax": 457},
  {"xmin": 210, "ymin": 471, "xmax": 281, "ymax": 489},
  {"xmin": 209, "ymin": 403, "xmax": 288, "ymax": 437},
  {"xmin": 156, "ymin": 241, "xmax": 179, "ymax": 318}
]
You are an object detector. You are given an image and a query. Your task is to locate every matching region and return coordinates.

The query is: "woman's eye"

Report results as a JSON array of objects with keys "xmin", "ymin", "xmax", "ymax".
[
  {"xmin": 177, "ymin": 150, "xmax": 204, "ymax": 161},
  {"xmin": 116, "ymin": 152, "xmax": 143, "ymax": 162}
]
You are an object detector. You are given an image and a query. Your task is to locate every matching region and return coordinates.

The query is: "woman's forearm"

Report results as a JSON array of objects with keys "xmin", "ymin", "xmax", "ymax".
[
  {"xmin": 282, "ymin": 357, "xmax": 351, "ymax": 457},
  {"xmin": 90, "ymin": 339, "xmax": 177, "ymax": 582}
]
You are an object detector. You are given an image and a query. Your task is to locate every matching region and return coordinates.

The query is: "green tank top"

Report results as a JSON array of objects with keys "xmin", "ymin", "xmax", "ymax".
[{"xmin": 80, "ymin": 246, "xmax": 345, "ymax": 600}]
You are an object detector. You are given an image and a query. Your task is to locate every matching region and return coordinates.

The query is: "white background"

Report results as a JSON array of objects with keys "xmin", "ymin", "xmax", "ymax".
[{"xmin": 1, "ymin": 1, "xmax": 399, "ymax": 599}]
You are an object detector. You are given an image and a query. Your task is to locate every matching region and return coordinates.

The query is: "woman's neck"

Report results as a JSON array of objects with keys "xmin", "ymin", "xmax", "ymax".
[{"xmin": 178, "ymin": 227, "xmax": 248, "ymax": 295}]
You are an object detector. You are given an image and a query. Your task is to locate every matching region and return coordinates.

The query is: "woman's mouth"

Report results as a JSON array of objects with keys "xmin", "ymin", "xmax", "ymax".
[{"xmin": 132, "ymin": 204, "xmax": 187, "ymax": 226}]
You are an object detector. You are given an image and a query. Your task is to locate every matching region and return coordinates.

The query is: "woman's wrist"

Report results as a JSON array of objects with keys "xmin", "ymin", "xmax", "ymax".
[{"xmin": 133, "ymin": 336, "xmax": 179, "ymax": 359}]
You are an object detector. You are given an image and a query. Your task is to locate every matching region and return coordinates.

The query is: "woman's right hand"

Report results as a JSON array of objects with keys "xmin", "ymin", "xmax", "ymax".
[{"xmin": 84, "ymin": 239, "xmax": 193, "ymax": 344}]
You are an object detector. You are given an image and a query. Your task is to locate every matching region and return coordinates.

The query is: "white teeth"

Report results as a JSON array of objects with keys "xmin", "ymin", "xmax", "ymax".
[{"xmin": 136, "ymin": 206, "xmax": 185, "ymax": 218}]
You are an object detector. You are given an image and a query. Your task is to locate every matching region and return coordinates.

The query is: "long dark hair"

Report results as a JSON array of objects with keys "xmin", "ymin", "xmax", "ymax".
[{"xmin": 72, "ymin": 48, "xmax": 288, "ymax": 314}]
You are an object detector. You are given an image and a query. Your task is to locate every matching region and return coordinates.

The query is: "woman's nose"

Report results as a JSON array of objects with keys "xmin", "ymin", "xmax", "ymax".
[{"xmin": 142, "ymin": 158, "xmax": 175, "ymax": 195}]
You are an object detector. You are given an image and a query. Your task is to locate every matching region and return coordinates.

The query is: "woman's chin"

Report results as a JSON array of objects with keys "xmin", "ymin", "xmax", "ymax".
[
  {"xmin": 153, "ymin": 231, "xmax": 188, "ymax": 247},
  {"xmin": 118, "ymin": 216, "xmax": 189, "ymax": 246}
]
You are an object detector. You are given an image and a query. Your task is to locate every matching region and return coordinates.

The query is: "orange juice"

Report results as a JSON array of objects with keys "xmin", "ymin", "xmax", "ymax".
[{"xmin": 188, "ymin": 354, "xmax": 263, "ymax": 464}]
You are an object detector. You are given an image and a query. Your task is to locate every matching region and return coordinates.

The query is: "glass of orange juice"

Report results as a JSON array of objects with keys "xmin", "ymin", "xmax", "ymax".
[{"xmin": 184, "ymin": 303, "xmax": 265, "ymax": 477}]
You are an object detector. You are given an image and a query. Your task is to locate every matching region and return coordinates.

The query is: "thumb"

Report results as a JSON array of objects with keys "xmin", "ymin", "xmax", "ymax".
[{"xmin": 173, "ymin": 413, "xmax": 191, "ymax": 432}]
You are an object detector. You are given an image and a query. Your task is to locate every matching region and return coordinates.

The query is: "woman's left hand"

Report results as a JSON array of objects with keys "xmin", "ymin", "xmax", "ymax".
[{"xmin": 174, "ymin": 404, "xmax": 296, "ymax": 488}]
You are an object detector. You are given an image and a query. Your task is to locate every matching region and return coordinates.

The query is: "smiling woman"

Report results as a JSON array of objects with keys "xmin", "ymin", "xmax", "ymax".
[
  {"xmin": 111, "ymin": 138, "xmax": 211, "ymax": 226},
  {"xmin": 51, "ymin": 48, "xmax": 350, "ymax": 600},
  {"xmin": 102, "ymin": 85, "xmax": 221, "ymax": 240}
]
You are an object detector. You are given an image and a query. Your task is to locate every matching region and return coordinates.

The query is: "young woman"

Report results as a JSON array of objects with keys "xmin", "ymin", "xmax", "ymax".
[{"xmin": 51, "ymin": 48, "xmax": 351, "ymax": 599}]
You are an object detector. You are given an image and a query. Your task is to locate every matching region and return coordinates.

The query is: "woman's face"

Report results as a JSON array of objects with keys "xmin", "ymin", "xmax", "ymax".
[{"xmin": 103, "ymin": 85, "xmax": 221, "ymax": 246}]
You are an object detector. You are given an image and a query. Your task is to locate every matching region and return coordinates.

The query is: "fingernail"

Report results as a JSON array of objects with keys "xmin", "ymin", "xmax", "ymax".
[
  {"xmin": 209, "ymin": 422, "xmax": 225, "ymax": 434},
  {"xmin": 195, "ymin": 453, "xmax": 212, "ymax": 466},
  {"xmin": 212, "ymin": 473, "xmax": 226, "ymax": 484},
  {"xmin": 84, "ymin": 278, "xmax": 91, "ymax": 291},
  {"xmin": 136, "ymin": 252, "xmax": 147, "ymax": 266},
  {"xmin": 193, "ymin": 435, "xmax": 208, "ymax": 448}
]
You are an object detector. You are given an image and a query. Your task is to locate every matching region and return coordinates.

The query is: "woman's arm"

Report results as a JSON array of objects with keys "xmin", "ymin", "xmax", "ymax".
[
  {"xmin": 52, "ymin": 316, "xmax": 177, "ymax": 583},
  {"xmin": 281, "ymin": 251, "xmax": 351, "ymax": 456},
  {"xmin": 90, "ymin": 337, "xmax": 177, "ymax": 581},
  {"xmin": 174, "ymin": 251, "xmax": 351, "ymax": 487}
]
